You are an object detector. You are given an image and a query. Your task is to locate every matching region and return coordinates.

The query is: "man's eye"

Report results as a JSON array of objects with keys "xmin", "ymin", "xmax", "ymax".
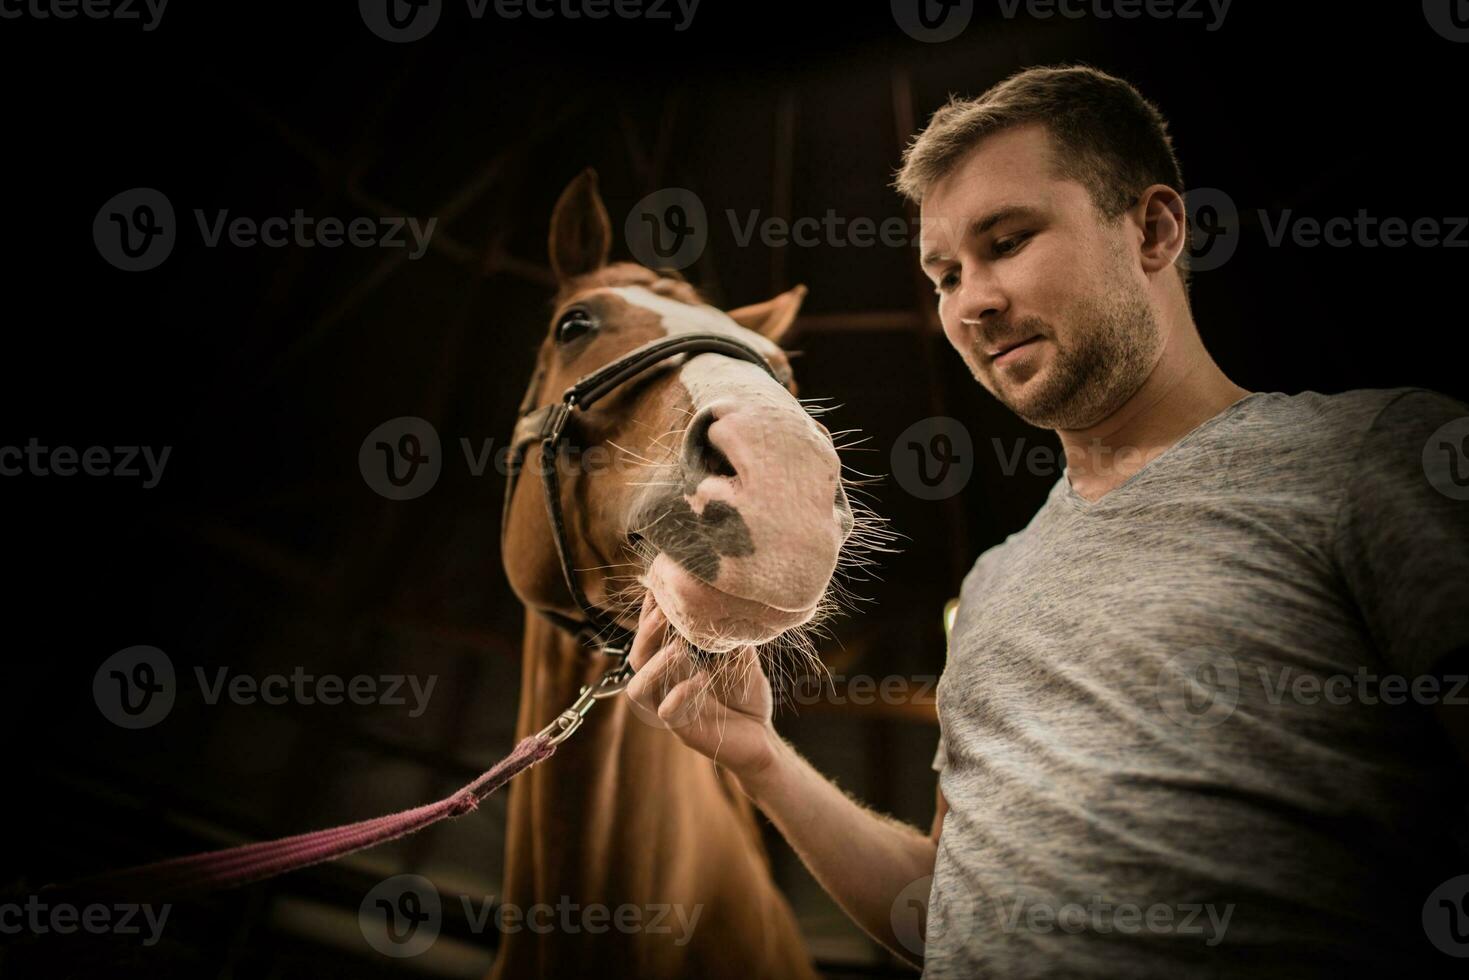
[
  {"xmin": 556, "ymin": 307, "xmax": 596, "ymax": 344},
  {"xmin": 995, "ymin": 232, "xmax": 1031, "ymax": 256},
  {"xmin": 937, "ymin": 270, "xmax": 960, "ymax": 293}
]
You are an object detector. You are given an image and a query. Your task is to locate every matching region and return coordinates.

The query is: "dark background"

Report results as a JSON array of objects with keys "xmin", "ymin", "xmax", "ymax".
[{"xmin": 2, "ymin": 1, "xmax": 1466, "ymax": 976}]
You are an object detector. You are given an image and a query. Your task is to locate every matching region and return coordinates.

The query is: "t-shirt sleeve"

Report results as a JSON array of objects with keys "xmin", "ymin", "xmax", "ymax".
[{"xmin": 1334, "ymin": 388, "xmax": 1469, "ymax": 678}]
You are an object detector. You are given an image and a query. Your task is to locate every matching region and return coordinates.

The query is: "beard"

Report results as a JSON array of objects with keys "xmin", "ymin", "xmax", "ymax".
[{"xmin": 973, "ymin": 268, "xmax": 1161, "ymax": 430}]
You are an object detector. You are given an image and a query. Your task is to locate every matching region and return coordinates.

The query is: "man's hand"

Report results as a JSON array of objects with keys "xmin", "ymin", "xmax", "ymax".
[{"xmin": 625, "ymin": 592, "xmax": 779, "ymax": 779}]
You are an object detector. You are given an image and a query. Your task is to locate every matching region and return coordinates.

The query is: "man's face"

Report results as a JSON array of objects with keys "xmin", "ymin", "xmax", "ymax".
[{"xmin": 919, "ymin": 123, "xmax": 1162, "ymax": 430}]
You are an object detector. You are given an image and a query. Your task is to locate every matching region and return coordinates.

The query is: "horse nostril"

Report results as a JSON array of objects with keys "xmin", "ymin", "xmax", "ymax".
[{"xmin": 683, "ymin": 409, "xmax": 739, "ymax": 481}]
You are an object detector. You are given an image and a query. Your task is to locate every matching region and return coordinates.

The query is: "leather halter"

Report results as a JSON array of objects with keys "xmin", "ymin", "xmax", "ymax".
[{"xmin": 502, "ymin": 332, "xmax": 781, "ymax": 658}]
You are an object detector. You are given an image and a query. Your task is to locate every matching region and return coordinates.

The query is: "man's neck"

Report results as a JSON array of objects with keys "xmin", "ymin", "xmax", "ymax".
[{"xmin": 1057, "ymin": 331, "xmax": 1250, "ymax": 503}]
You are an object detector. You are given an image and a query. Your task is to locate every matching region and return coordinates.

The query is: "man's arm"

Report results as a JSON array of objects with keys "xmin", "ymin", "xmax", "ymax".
[
  {"xmin": 1334, "ymin": 389, "xmax": 1469, "ymax": 770},
  {"xmin": 736, "ymin": 741, "xmax": 943, "ymax": 966},
  {"xmin": 624, "ymin": 594, "xmax": 941, "ymax": 967}
]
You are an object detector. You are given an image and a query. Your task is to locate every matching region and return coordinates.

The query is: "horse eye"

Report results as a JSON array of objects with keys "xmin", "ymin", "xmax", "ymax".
[{"xmin": 556, "ymin": 307, "xmax": 596, "ymax": 344}]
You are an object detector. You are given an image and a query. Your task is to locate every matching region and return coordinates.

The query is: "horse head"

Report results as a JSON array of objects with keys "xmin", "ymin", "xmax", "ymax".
[{"xmin": 503, "ymin": 169, "xmax": 886, "ymax": 663}]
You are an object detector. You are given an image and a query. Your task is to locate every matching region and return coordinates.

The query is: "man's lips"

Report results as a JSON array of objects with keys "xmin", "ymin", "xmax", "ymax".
[{"xmin": 986, "ymin": 335, "xmax": 1042, "ymax": 361}]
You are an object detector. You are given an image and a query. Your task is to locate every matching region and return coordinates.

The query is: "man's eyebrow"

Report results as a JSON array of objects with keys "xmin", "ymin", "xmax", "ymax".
[{"xmin": 920, "ymin": 204, "xmax": 1045, "ymax": 268}]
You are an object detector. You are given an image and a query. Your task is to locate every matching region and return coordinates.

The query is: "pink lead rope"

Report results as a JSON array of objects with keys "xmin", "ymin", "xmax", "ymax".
[
  {"xmin": 48, "ymin": 734, "xmax": 555, "ymax": 905},
  {"xmin": 43, "ymin": 646, "xmax": 635, "ymax": 903},
  {"xmin": 44, "ymin": 734, "xmax": 557, "ymax": 903}
]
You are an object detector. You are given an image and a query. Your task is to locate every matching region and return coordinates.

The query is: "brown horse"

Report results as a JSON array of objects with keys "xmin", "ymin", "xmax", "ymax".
[{"xmin": 493, "ymin": 170, "xmax": 885, "ymax": 979}]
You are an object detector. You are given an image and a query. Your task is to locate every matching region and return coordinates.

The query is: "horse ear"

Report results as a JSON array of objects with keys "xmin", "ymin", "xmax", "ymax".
[
  {"xmin": 726, "ymin": 284, "xmax": 807, "ymax": 346},
  {"xmin": 548, "ymin": 168, "xmax": 612, "ymax": 281}
]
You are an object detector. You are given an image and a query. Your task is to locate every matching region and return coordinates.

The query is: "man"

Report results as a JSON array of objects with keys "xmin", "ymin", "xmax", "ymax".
[{"xmin": 625, "ymin": 64, "xmax": 1469, "ymax": 977}]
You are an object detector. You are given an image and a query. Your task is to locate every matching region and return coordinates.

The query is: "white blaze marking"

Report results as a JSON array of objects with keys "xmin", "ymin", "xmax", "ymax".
[{"xmin": 609, "ymin": 285, "xmax": 792, "ymax": 413}]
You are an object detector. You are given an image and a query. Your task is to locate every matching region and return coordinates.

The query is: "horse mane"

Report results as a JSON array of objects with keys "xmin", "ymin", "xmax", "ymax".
[{"xmin": 554, "ymin": 261, "xmax": 710, "ymax": 308}]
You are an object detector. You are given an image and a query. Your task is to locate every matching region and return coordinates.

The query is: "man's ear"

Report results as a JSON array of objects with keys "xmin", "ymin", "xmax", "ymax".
[
  {"xmin": 726, "ymin": 284, "xmax": 807, "ymax": 345},
  {"xmin": 548, "ymin": 168, "xmax": 612, "ymax": 281}
]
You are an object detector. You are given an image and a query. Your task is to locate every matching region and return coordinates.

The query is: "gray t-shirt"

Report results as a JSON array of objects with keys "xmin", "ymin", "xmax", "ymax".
[{"xmin": 927, "ymin": 388, "xmax": 1469, "ymax": 978}]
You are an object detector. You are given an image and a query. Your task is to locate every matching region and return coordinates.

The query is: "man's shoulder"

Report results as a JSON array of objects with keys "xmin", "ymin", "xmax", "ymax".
[{"xmin": 1243, "ymin": 386, "xmax": 1464, "ymax": 433}]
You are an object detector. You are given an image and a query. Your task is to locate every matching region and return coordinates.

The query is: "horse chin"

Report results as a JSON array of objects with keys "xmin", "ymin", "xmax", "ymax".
[{"xmin": 642, "ymin": 552, "xmax": 818, "ymax": 653}]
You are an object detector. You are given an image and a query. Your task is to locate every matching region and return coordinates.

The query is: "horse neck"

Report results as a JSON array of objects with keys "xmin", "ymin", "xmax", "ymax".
[
  {"xmin": 492, "ymin": 608, "xmax": 820, "ymax": 980},
  {"xmin": 501, "ymin": 608, "xmax": 766, "ymax": 899}
]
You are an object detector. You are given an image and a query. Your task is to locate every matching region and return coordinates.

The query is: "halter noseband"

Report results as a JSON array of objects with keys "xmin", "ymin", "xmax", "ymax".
[{"xmin": 502, "ymin": 332, "xmax": 780, "ymax": 658}]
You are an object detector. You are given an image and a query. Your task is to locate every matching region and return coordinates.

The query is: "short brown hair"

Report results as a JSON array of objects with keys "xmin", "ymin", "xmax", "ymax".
[{"xmin": 894, "ymin": 64, "xmax": 1190, "ymax": 287}]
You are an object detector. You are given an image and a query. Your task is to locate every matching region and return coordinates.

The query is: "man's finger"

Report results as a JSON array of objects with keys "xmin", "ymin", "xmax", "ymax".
[
  {"xmin": 629, "ymin": 594, "xmax": 670, "ymax": 671},
  {"xmin": 626, "ymin": 643, "xmax": 699, "ymax": 711}
]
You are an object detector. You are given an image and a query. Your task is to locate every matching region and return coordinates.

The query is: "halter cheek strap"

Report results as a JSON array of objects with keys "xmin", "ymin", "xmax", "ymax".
[{"xmin": 501, "ymin": 332, "xmax": 779, "ymax": 657}]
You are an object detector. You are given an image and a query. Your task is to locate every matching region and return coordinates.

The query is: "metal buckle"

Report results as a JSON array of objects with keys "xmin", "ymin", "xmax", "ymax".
[{"xmin": 535, "ymin": 653, "xmax": 635, "ymax": 746}]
